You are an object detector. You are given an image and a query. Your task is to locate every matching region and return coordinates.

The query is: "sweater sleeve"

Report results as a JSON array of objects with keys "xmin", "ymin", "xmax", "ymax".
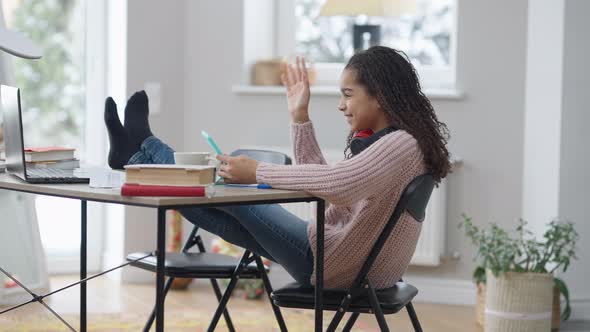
[
  {"xmin": 257, "ymin": 131, "xmax": 422, "ymax": 206},
  {"xmin": 291, "ymin": 121, "xmax": 327, "ymax": 165}
]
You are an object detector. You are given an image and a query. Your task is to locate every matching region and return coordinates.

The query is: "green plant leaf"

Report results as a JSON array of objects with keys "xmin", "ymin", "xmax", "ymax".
[
  {"xmin": 473, "ymin": 266, "xmax": 486, "ymax": 284},
  {"xmin": 554, "ymin": 277, "xmax": 571, "ymax": 321}
]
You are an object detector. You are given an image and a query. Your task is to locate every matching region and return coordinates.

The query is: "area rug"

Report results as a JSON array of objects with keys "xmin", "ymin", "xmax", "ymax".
[{"xmin": 0, "ymin": 309, "xmax": 380, "ymax": 332}]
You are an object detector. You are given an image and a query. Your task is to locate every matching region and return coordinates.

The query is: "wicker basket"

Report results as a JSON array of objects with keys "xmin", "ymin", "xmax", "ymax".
[
  {"xmin": 476, "ymin": 282, "xmax": 486, "ymax": 326},
  {"xmin": 252, "ymin": 59, "xmax": 286, "ymax": 86},
  {"xmin": 252, "ymin": 58, "xmax": 316, "ymax": 86},
  {"xmin": 484, "ymin": 270, "xmax": 553, "ymax": 332},
  {"xmin": 477, "ymin": 283, "xmax": 561, "ymax": 330}
]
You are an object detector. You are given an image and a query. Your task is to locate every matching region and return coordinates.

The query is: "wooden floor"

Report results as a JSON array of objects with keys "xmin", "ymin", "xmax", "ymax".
[{"xmin": 0, "ymin": 275, "xmax": 481, "ymax": 331}]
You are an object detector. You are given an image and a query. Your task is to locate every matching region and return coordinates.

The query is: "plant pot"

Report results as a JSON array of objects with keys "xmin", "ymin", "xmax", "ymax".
[
  {"xmin": 485, "ymin": 270, "xmax": 553, "ymax": 332},
  {"xmin": 476, "ymin": 282, "xmax": 486, "ymax": 327},
  {"xmin": 551, "ymin": 285, "xmax": 561, "ymax": 331},
  {"xmin": 477, "ymin": 283, "xmax": 561, "ymax": 330}
]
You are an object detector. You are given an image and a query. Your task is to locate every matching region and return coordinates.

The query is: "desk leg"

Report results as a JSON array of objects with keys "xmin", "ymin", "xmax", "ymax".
[
  {"xmin": 80, "ymin": 200, "xmax": 87, "ymax": 332},
  {"xmin": 315, "ymin": 199, "xmax": 325, "ymax": 331},
  {"xmin": 155, "ymin": 208, "xmax": 166, "ymax": 332}
]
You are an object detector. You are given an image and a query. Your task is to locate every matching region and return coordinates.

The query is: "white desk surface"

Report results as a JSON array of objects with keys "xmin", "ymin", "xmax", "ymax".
[{"xmin": 0, "ymin": 173, "xmax": 315, "ymax": 208}]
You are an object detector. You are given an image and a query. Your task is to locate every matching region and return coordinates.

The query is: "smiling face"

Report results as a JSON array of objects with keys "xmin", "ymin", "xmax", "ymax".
[{"xmin": 338, "ymin": 69, "xmax": 390, "ymax": 133}]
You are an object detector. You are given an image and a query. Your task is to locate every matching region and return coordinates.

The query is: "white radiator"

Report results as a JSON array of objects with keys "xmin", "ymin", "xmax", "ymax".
[
  {"xmin": 247, "ymin": 145, "xmax": 447, "ymax": 266},
  {"xmin": 410, "ymin": 179, "xmax": 446, "ymax": 266}
]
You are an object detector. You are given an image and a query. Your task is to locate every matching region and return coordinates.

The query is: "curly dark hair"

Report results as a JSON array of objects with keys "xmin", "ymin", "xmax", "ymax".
[{"xmin": 343, "ymin": 46, "xmax": 451, "ymax": 183}]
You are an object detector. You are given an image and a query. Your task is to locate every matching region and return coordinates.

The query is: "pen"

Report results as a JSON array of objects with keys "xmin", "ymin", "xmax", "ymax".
[
  {"xmin": 225, "ymin": 183, "xmax": 272, "ymax": 189},
  {"xmin": 201, "ymin": 130, "xmax": 223, "ymax": 182},
  {"xmin": 201, "ymin": 130, "xmax": 223, "ymax": 155}
]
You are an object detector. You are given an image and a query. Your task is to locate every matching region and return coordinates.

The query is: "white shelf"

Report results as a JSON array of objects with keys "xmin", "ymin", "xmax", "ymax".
[{"xmin": 232, "ymin": 85, "xmax": 465, "ymax": 100}]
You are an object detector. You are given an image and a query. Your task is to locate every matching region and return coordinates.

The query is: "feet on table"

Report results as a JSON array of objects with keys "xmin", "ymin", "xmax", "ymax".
[{"xmin": 104, "ymin": 91, "xmax": 153, "ymax": 169}]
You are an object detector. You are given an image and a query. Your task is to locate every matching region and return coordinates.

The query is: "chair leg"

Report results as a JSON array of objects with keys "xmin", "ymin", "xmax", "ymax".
[
  {"xmin": 143, "ymin": 276, "xmax": 175, "ymax": 332},
  {"xmin": 367, "ymin": 285, "xmax": 389, "ymax": 332},
  {"xmin": 327, "ymin": 310, "xmax": 346, "ymax": 332},
  {"xmin": 406, "ymin": 302, "xmax": 423, "ymax": 332},
  {"xmin": 206, "ymin": 250, "xmax": 250, "ymax": 332},
  {"xmin": 209, "ymin": 278, "xmax": 236, "ymax": 332},
  {"xmin": 342, "ymin": 312, "xmax": 360, "ymax": 332},
  {"xmin": 193, "ymin": 231, "xmax": 236, "ymax": 331},
  {"xmin": 327, "ymin": 289, "xmax": 357, "ymax": 332},
  {"xmin": 254, "ymin": 255, "xmax": 288, "ymax": 332}
]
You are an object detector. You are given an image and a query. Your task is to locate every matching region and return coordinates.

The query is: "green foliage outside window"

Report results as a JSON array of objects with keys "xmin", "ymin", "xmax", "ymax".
[
  {"xmin": 295, "ymin": 0, "xmax": 453, "ymax": 65},
  {"xmin": 9, "ymin": 0, "xmax": 85, "ymax": 150}
]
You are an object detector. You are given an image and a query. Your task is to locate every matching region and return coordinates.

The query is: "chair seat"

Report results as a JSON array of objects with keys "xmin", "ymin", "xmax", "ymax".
[
  {"xmin": 126, "ymin": 252, "xmax": 267, "ymax": 279},
  {"xmin": 271, "ymin": 281, "xmax": 418, "ymax": 314}
]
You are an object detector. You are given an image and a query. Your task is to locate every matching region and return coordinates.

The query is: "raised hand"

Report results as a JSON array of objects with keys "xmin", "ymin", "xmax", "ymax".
[{"xmin": 281, "ymin": 56, "xmax": 310, "ymax": 124}]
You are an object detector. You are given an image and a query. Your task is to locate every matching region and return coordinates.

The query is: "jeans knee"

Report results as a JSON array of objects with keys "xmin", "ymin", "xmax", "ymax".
[
  {"xmin": 177, "ymin": 207, "xmax": 218, "ymax": 229},
  {"xmin": 217, "ymin": 204, "xmax": 250, "ymax": 215}
]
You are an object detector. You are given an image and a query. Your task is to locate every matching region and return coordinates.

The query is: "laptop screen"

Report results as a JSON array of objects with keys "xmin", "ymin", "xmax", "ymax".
[{"xmin": 1, "ymin": 84, "xmax": 27, "ymax": 179}]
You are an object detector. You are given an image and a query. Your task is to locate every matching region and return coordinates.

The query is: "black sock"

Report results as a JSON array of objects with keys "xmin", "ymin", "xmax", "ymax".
[
  {"xmin": 104, "ymin": 97, "xmax": 137, "ymax": 169},
  {"xmin": 124, "ymin": 90, "xmax": 153, "ymax": 149}
]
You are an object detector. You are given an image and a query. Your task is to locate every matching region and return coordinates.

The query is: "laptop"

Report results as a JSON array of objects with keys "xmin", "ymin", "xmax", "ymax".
[{"xmin": 1, "ymin": 84, "xmax": 89, "ymax": 184}]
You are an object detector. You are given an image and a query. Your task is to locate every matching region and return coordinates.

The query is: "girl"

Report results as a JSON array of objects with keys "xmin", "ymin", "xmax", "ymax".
[{"xmin": 104, "ymin": 46, "xmax": 451, "ymax": 289}]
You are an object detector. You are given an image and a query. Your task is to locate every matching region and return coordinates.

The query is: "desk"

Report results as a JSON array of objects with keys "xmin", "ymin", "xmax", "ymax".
[{"xmin": 0, "ymin": 173, "xmax": 326, "ymax": 332}]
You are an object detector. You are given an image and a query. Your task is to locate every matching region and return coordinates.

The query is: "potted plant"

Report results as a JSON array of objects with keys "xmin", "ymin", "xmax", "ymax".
[
  {"xmin": 471, "ymin": 263, "xmax": 564, "ymax": 330},
  {"xmin": 460, "ymin": 215, "xmax": 578, "ymax": 332}
]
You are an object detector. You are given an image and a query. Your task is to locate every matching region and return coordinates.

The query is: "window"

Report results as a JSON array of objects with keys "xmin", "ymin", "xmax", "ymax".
[
  {"xmin": 294, "ymin": 0, "xmax": 455, "ymax": 88},
  {"xmin": 3, "ymin": 0, "xmax": 86, "ymax": 151},
  {"xmin": 257, "ymin": 0, "xmax": 457, "ymax": 90},
  {"xmin": 1, "ymin": 0, "xmax": 108, "ymax": 273},
  {"xmin": 295, "ymin": 0, "xmax": 454, "ymax": 64}
]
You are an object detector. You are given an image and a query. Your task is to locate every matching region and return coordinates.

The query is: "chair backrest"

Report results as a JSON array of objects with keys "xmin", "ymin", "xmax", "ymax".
[
  {"xmin": 351, "ymin": 174, "xmax": 436, "ymax": 288},
  {"xmin": 230, "ymin": 149, "xmax": 292, "ymax": 165}
]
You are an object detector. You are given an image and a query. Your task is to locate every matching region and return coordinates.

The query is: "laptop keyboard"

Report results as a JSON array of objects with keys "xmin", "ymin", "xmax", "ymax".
[
  {"xmin": 27, "ymin": 168, "xmax": 74, "ymax": 178},
  {"xmin": 26, "ymin": 168, "xmax": 89, "ymax": 184}
]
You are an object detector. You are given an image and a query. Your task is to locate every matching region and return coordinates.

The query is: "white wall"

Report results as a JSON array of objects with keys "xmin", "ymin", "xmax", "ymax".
[
  {"xmin": 120, "ymin": 0, "xmax": 187, "ymax": 282},
  {"xmin": 406, "ymin": 0, "xmax": 528, "ymax": 282},
  {"xmin": 522, "ymin": 0, "xmax": 563, "ymax": 236},
  {"xmin": 521, "ymin": 0, "xmax": 590, "ymax": 319},
  {"xmin": 558, "ymin": 0, "xmax": 590, "ymax": 319}
]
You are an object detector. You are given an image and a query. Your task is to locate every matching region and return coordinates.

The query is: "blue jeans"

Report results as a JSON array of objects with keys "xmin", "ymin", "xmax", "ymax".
[{"xmin": 129, "ymin": 136, "xmax": 314, "ymax": 286}]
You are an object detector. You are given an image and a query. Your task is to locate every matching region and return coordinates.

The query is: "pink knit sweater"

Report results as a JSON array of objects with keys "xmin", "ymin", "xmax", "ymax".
[{"xmin": 256, "ymin": 121, "xmax": 427, "ymax": 289}]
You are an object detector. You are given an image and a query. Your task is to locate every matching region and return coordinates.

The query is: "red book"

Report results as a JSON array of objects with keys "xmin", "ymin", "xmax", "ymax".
[
  {"xmin": 15, "ymin": 146, "xmax": 76, "ymax": 162},
  {"xmin": 121, "ymin": 183, "xmax": 205, "ymax": 197},
  {"xmin": 24, "ymin": 146, "xmax": 75, "ymax": 153}
]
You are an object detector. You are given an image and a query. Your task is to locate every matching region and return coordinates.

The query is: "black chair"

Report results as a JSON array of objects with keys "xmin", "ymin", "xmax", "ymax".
[
  {"xmin": 127, "ymin": 149, "xmax": 292, "ymax": 332},
  {"xmin": 271, "ymin": 174, "xmax": 436, "ymax": 332}
]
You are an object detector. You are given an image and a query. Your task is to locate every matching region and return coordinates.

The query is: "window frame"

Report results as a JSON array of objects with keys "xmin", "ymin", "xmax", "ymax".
[
  {"xmin": 41, "ymin": 0, "xmax": 109, "ymax": 274},
  {"xmin": 246, "ymin": 0, "xmax": 458, "ymax": 90},
  {"xmin": 0, "ymin": 0, "xmax": 110, "ymax": 274}
]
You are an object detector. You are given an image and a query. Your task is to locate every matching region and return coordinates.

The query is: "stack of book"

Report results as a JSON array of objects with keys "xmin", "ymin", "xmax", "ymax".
[
  {"xmin": 0, "ymin": 146, "xmax": 80, "ymax": 170},
  {"xmin": 121, "ymin": 164, "xmax": 216, "ymax": 197}
]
